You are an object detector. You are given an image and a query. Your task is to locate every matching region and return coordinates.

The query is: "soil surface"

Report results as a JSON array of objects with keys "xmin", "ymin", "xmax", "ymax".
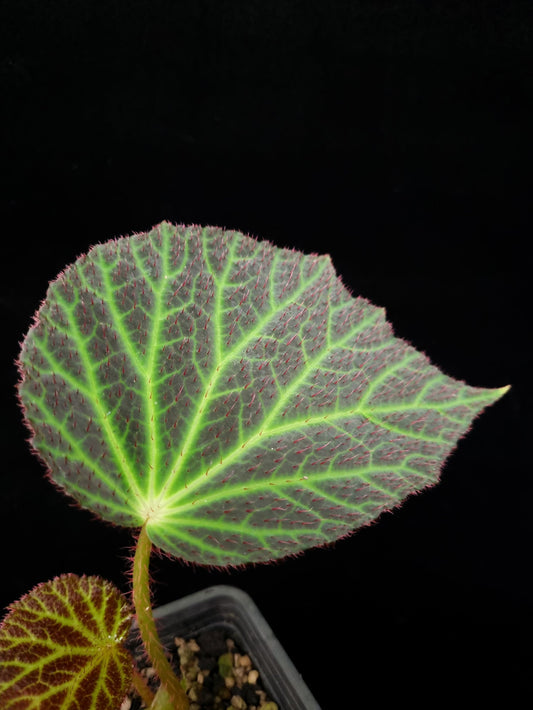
[{"xmin": 123, "ymin": 627, "xmax": 279, "ymax": 710}]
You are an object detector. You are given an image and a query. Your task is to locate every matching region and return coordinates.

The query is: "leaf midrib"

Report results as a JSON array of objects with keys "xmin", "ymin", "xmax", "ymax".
[
  {"xmin": 163, "ymin": 381, "xmax": 494, "ymax": 510},
  {"xmin": 162, "ymin": 301, "xmax": 386, "ymax": 507}
]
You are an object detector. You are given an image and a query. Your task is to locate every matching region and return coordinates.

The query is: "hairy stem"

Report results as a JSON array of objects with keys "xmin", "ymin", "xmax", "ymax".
[
  {"xmin": 130, "ymin": 665, "xmax": 156, "ymax": 707},
  {"xmin": 132, "ymin": 523, "xmax": 189, "ymax": 710}
]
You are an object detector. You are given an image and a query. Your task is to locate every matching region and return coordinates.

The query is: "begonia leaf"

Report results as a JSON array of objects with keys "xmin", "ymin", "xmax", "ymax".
[
  {"xmin": 17, "ymin": 222, "xmax": 508, "ymax": 565},
  {"xmin": 0, "ymin": 574, "xmax": 133, "ymax": 709}
]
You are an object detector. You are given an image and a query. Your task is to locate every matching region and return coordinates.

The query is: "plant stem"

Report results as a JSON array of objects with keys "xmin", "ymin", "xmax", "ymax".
[
  {"xmin": 132, "ymin": 523, "xmax": 189, "ymax": 710},
  {"xmin": 130, "ymin": 665, "xmax": 156, "ymax": 707}
]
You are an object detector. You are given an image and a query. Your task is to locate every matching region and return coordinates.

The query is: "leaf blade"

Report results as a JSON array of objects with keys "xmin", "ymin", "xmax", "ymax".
[
  {"xmin": 0, "ymin": 575, "xmax": 133, "ymax": 710},
  {"xmin": 17, "ymin": 222, "xmax": 509, "ymax": 565}
]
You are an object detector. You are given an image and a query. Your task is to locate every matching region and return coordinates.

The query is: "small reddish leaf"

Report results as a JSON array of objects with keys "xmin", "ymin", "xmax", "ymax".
[{"xmin": 0, "ymin": 574, "xmax": 133, "ymax": 710}]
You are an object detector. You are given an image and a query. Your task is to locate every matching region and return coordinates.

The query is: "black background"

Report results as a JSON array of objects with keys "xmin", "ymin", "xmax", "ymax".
[{"xmin": 1, "ymin": 2, "xmax": 530, "ymax": 707}]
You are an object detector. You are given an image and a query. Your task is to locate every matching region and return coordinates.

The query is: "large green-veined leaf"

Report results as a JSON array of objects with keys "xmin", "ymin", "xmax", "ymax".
[
  {"xmin": 17, "ymin": 222, "xmax": 508, "ymax": 565},
  {"xmin": 0, "ymin": 575, "xmax": 133, "ymax": 710}
]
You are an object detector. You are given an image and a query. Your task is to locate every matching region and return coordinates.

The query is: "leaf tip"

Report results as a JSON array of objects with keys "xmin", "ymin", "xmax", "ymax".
[{"xmin": 493, "ymin": 383, "xmax": 511, "ymax": 401}]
